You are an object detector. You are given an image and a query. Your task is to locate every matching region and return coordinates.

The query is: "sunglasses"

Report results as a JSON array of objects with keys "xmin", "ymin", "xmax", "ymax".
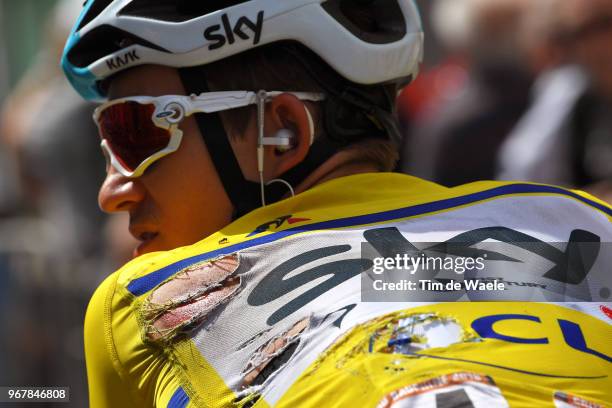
[{"xmin": 93, "ymin": 91, "xmax": 325, "ymax": 178}]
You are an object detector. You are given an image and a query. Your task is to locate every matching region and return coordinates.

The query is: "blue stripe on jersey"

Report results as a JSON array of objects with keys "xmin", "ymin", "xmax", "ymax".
[
  {"xmin": 127, "ymin": 183, "xmax": 612, "ymax": 296},
  {"xmin": 168, "ymin": 387, "xmax": 189, "ymax": 408}
]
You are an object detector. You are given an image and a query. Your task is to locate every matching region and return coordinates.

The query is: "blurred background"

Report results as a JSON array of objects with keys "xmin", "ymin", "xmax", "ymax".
[
  {"xmin": 0, "ymin": 0, "xmax": 611, "ymax": 406},
  {"xmin": 0, "ymin": 0, "xmax": 135, "ymax": 406}
]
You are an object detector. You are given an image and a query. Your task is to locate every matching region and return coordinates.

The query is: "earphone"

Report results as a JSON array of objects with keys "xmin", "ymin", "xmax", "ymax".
[
  {"xmin": 260, "ymin": 105, "xmax": 315, "ymax": 152},
  {"xmin": 256, "ymin": 91, "xmax": 315, "ymax": 206},
  {"xmin": 261, "ymin": 128, "xmax": 294, "ymax": 151}
]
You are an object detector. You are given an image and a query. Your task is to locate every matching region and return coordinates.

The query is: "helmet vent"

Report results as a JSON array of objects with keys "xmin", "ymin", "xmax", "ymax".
[
  {"xmin": 67, "ymin": 25, "xmax": 168, "ymax": 68},
  {"xmin": 77, "ymin": 0, "xmax": 114, "ymax": 31},
  {"xmin": 119, "ymin": 0, "xmax": 252, "ymax": 22},
  {"xmin": 322, "ymin": 0, "xmax": 406, "ymax": 44}
]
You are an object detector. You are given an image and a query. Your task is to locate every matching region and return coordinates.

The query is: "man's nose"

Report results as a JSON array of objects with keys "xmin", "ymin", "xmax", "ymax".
[{"xmin": 98, "ymin": 167, "xmax": 146, "ymax": 213}]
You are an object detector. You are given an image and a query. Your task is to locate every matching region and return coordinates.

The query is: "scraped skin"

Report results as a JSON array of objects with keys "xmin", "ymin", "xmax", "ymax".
[
  {"xmin": 148, "ymin": 255, "xmax": 240, "ymax": 305},
  {"xmin": 144, "ymin": 255, "xmax": 240, "ymax": 342},
  {"xmin": 242, "ymin": 317, "xmax": 310, "ymax": 388}
]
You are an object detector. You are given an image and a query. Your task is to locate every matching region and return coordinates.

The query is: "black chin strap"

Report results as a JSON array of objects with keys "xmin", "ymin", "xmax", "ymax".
[{"xmin": 178, "ymin": 67, "xmax": 340, "ymax": 219}]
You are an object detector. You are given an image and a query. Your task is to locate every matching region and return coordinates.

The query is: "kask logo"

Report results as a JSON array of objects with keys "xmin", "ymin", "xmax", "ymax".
[
  {"xmin": 106, "ymin": 50, "xmax": 139, "ymax": 70},
  {"xmin": 204, "ymin": 11, "xmax": 264, "ymax": 50}
]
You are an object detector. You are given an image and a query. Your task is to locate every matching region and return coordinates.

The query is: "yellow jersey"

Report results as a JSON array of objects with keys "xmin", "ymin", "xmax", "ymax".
[{"xmin": 84, "ymin": 173, "xmax": 612, "ymax": 407}]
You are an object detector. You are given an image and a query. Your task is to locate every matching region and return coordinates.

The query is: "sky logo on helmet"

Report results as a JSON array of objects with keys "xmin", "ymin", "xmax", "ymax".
[{"xmin": 204, "ymin": 11, "xmax": 264, "ymax": 51}]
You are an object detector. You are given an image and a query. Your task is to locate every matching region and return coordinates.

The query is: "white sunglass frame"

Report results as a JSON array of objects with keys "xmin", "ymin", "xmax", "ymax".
[{"xmin": 93, "ymin": 90, "xmax": 325, "ymax": 178}]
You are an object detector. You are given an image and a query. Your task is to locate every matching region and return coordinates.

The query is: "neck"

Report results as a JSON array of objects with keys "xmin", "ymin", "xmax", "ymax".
[{"xmin": 294, "ymin": 150, "xmax": 380, "ymax": 194}]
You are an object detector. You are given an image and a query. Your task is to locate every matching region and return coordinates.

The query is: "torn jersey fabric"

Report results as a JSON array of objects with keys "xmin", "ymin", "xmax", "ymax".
[{"xmin": 84, "ymin": 173, "xmax": 612, "ymax": 407}]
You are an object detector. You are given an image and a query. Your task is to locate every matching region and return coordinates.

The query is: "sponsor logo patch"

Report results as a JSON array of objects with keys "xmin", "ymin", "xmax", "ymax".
[{"xmin": 248, "ymin": 215, "xmax": 311, "ymax": 237}]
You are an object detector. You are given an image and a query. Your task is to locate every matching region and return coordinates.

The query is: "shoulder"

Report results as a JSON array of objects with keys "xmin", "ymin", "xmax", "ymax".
[
  {"xmin": 85, "ymin": 270, "xmax": 120, "ymax": 360},
  {"xmin": 319, "ymin": 173, "xmax": 611, "ymax": 221},
  {"xmin": 453, "ymin": 179, "xmax": 611, "ymax": 209},
  {"xmin": 85, "ymin": 252, "xmax": 192, "ymax": 406},
  {"xmin": 329, "ymin": 174, "xmax": 611, "ymax": 232},
  {"xmin": 448, "ymin": 180, "xmax": 611, "ymax": 223}
]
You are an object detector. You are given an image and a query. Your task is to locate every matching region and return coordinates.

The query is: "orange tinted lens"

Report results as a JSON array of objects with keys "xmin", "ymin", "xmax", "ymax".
[{"xmin": 97, "ymin": 101, "xmax": 171, "ymax": 172}]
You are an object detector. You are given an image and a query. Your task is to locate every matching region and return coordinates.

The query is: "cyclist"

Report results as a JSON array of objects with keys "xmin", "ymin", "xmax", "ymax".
[{"xmin": 62, "ymin": 1, "xmax": 612, "ymax": 407}]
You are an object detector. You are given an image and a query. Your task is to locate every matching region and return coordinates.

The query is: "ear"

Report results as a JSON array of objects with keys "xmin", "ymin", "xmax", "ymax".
[{"xmin": 264, "ymin": 93, "xmax": 314, "ymax": 177}]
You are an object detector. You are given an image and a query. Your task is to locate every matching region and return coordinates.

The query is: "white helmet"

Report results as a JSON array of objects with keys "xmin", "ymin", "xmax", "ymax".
[{"xmin": 62, "ymin": 0, "xmax": 423, "ymax": 101}]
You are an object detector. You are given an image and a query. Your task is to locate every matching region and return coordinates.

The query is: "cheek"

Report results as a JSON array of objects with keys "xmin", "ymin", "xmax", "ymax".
[
  {"xmin": 230, "ymin": 137, "xmax": 259, "ymax": 181},
  {"xmin": 164, "ymin": 188, "xmax": 232, "ymax": 247},
  {"xmin": 145, "ymin": 123, "xmax": 233, "ymax": 245}
]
